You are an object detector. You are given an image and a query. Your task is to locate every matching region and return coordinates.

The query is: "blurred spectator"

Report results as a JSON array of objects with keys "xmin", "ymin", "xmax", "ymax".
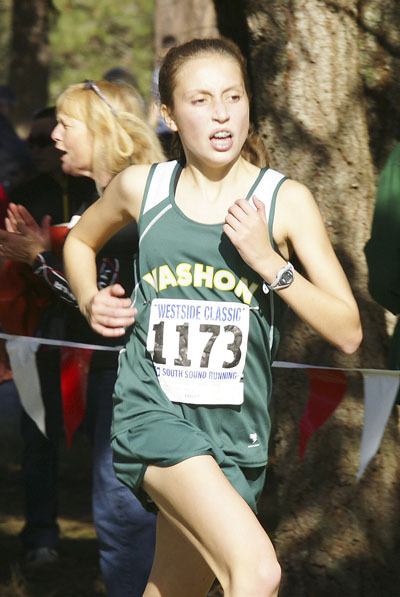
[
  {"xmin": 103, "ymin": 66, "xmax": 146, "ymax": 113},
  {"xmin": 0, "ymin": 181, "xmax": 10, "ymax": 228},
  {"xmin": 0, "ymin": 84, "xmax": 32, "ymax": 191},
  {"xmin": 1, "ymin": 79, "xmax": 163, "ymax": 594},
  {"xmin": 148, "ymin": 35, "xmax": 177, "ymax": 156},
  {"xmin": 103, "ymin": 66, "xmax": 139, "ymax": 89},
  {"xmin": 1, "ymin": 106, "xmax": 98, "ymax": 567},
  {"xmin": 365, "ymin": 142, "xmax": 400, "ymax": 376},
  {"xmin": 0, "ymin": 339, "xmax": 12, "ymax": 382},
  {"xmin": 9, "ymin": 107, "xmax": 94, "ymax": 223},
  {"xmin": 0, "ymin": 84, "xmax": 16, "ymax": 118}
]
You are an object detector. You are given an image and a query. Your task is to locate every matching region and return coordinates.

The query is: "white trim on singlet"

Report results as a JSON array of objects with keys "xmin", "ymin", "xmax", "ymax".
[
  {"xmin": 139, "ymin": 204, "xmax": 172, "ymax": 246},
  {"xmin": 142, "ymin": 160, "xmax": 178, "ymax": 215},
  {"xmin": 248, "ymin": 168, "xmax": 285, "ymax": 214},
  {"xmin": 251, "ymin": 168, "xmax": 286, "ymax": 353}
]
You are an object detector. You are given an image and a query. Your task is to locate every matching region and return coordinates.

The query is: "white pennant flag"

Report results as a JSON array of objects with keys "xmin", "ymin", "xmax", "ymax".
[
  {"xmin": 5, "ymin": 337, "xmax": 46, "ymax": 435},
  {"xmin": 357, "ymin": 372, "xmax": 400, "ymax": 480}
]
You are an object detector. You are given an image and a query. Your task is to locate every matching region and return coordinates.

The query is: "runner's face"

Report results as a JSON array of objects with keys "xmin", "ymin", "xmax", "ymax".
[
  {"xmin": 165, "ymin": 54, "xmax": 249, "ymax": 170},
  {"xmin": 51, "ymin": 113, "xmax": 93, "ymax": 177}
]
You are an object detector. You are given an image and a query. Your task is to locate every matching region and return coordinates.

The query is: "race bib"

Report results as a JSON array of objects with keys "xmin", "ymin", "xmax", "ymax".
[{"xmin": 146, "ymin": 298, "xmax": 250, "ymax": 405}]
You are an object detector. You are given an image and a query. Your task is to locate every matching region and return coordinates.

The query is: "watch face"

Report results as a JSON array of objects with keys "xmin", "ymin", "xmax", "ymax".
[{"xmin": 280, "ymin": 270, "xmax": 294, "ymax": 285}]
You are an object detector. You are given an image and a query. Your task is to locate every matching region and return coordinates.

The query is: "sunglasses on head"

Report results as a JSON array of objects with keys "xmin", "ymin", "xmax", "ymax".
[
  {"xmin": 83, "ymin": 80, "xmax": 117, "ymax": 116},
  {"xmin": 27, "ymin": 135, "xmax": 53, "ymax": 149}
]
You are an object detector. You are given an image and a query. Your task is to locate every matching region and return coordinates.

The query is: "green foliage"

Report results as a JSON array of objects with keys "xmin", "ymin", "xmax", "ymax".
[
  {"xmin": 0, "ymin": 0, "xmax": 11, "ymax": 81},
  {"xmin": 49, "ymin": 0, "xmax": 155, "ymax": 104}
]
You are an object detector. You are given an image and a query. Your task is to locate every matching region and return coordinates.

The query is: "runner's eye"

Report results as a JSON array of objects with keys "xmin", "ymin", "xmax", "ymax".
[
  {"xmin": 227, "ymin": 94, "xmax": 241, "ymax": 103},
  {"xmin": 192, "ymin": 97, "xmax": 207, "ymax": 105}
]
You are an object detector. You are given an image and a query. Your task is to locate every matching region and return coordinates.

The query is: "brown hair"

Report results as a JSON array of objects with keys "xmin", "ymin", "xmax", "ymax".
[{"xmin": 158, "ymin": 37, "xmax": 268, "ymax": 167}]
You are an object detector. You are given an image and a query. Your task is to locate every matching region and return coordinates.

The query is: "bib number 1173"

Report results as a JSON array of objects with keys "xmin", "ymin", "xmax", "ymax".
[
  {"xmin": 147, "ymin": 298, "xmax": 249, "ymax": 371},
  {"xmin": 146, "ymin": 299, "xmax": 250, "ymax": 405},
  {"xmin": 152, "ymin": 321, "xmax": 242, "ymax": 369}
]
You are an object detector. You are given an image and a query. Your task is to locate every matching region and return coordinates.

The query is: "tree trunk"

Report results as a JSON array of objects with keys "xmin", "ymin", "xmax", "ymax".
[
  {"xmin": 214, "ymin": 1, "xmax": 400, "ymax": 595},
  {"xmin": 8, "ymin": 0, "xmax": 51, "ymax": 128},
  {"xmin": 154, "ymin": 0, "xmax": 218, "ymax": 54}
]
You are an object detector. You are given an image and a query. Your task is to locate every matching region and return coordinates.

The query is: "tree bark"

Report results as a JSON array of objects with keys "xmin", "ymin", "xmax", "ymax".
[
  {"xmin": 154, "ymin": 0, "xmax": 218, "ymax": 55},
  {"xmin": 214, "ymin": 1, "xmax": 400, "ymax": 595},
  {"xmin": 8, "ymin": 0, "xmax": 51, "ymax": 128}
]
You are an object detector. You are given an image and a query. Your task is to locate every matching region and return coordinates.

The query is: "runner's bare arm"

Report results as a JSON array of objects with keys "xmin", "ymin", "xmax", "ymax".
[
  {"xmin": 63, "ymin": 165, "xmax": 151, "ymax": 334},
  {"xmin": 224, "ymin": 179, "xmax": 362, "ymax": 354}
]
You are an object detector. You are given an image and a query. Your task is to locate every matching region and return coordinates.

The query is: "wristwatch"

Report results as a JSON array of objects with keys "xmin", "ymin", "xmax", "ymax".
[{"xmin": 262, "ymin": 262, "xmax": 294, "ymax": 294}]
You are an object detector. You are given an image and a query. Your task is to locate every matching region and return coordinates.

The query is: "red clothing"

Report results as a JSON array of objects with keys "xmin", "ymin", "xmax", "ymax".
[
  {"xmin": 0, "ymin": 259, "xmax": 54, "ymax": 336},
  {"xmin": 0, "ymin": 183, "xmax": 9, "ymax": 228}
]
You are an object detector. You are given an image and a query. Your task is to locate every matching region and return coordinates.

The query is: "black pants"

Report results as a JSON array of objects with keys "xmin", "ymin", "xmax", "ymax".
[{"xmin": 19, "ymin": 346, "xmax": 62, "ymax": 550}]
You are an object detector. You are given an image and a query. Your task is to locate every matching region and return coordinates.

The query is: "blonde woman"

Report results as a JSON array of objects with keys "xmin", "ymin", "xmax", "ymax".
[{"xmin": 4, "ymin": 80, "xmax": 164, "ymax": 596}]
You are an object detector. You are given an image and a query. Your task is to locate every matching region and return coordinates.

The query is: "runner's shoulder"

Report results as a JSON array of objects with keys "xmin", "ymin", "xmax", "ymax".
[
  {"xmin": 112, "ymin": 164, "xmax": 154, "ymax": 218},
  {"xmin": 117, "ymin": 163, "xmax": 153, "ymax": 199}
]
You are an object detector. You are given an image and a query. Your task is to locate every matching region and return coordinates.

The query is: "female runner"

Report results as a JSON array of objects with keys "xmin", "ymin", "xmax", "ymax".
[{"xmin": 63, "ymin": 39, "xmax": 362, "ymax": 597}]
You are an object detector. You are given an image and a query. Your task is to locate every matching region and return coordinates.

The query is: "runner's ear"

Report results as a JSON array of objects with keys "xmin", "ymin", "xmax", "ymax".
[{"xmin": 160, "ymin": 105, "xmax": 178, "ymax": 132}]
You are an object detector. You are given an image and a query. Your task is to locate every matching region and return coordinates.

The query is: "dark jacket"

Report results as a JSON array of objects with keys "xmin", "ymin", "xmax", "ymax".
[{"xmin": 365, "ymin": 143, "xmax": 400, "ymax": 369}]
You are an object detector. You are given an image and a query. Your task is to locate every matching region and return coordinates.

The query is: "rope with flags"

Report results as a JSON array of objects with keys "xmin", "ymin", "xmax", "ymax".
[{"xmin": 2, "ymin": 331, "xmax": 399, "ymax": 478}]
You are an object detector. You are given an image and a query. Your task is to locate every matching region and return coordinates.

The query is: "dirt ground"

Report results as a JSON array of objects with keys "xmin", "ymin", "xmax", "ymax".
[{"xmin": 0, "ymin": 380, "xmax": 106, "ymax": 597}]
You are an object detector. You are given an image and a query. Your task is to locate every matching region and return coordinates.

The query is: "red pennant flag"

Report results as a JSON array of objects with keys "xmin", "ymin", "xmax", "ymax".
[
  {"xmin": 0, "ymin": 339, "xmax": 12, "ymax": 382},
  {"xmin": 60, "ymin": 347, "xmax": 93, "ymax": 447},
  {"xmin": 299, "ymin": 368, "xmax": 347, "ymax": 458}
]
